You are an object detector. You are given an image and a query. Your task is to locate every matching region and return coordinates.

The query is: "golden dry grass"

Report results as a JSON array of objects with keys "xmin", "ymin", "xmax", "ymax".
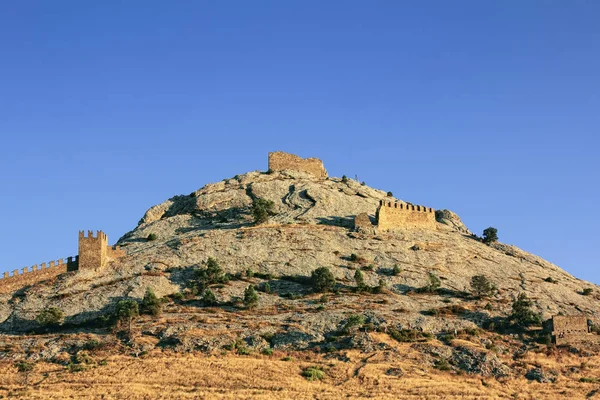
[{"xmin": 1, "ymin": 345, "xmax": 599, "ymax": 400}]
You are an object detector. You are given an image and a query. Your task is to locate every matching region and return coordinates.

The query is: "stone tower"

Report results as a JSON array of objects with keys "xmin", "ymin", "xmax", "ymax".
[{"xmin": 78, "ymin": 230, "xmax": 108, "ymax": 270}]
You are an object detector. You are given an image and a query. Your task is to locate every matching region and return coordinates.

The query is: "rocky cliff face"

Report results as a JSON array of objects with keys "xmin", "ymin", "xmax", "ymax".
[{"xmin": 1, "ymin": 167, "xmax": 598, "ymax": 338}]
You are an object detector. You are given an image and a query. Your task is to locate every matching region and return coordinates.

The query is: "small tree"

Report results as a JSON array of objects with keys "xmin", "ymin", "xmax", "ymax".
[
  {"xmin": 470, "ymin": 275, "xmax": 494, "ymax": 298},
  {"xmin": 387, "ymin": 191, "xmax": 393, "ymax": 197},
  {"xmin": 341, "ymin": 175, "xmax": 348, "ymax": 183},
  {"xmin": 36, "ymin": 307, "xmax": 64, "ymax": 327},
  {"xmin": 392, "ymin": 264, "xmax": 402, "ymax": 276},
  {"xmin": 263, "ymin": 281, "xmax": 271, "ymax": 294},
  {"xmin": 252, "ymin": 198, "xmax": 275, "ymax": 224},
  {"xmin": 423, "ymin": 272, "xmax": 441, "ymax": 293},
  {"xmin": 141, "ymin": 288, "xmax": 162, "ymax": 316},
  {"xmin": 202, "ymin": 289, "xmax": 217, "ymax": 305},
  {"xmin": 14, "ymin": 361, "xmax": 35, "ymax": 388},
  {"xmin": 510, "ymin": 293, "xmax": 542, "ymax": 328},
  {"xmin": 311, "ymin": 267, "xmax": 336, "ymax": 293},
  {"xmin": 116, "ymin": 299, "xmax": 139, "ymax": 336},
  {"xmin": 482, "ymin": 227, "xmax": 498, "ymax": 244},
  {"xmin": 354, "ymin": 269, "xmax": 366, "ymax": 292},
  {"xmin": 195, "ymin": 257, "xmax": 226, "ymax": 290},
  {"xmin": 373, "ymin": 279, "xmax": 387, "ymax": 294},
  {"xmin": 147, "ymin": 233, "xmax": 158, "ymax": 241},
  {"xmin": 244, "ymin": 285, "xmax": 259, "ymax": 309}
]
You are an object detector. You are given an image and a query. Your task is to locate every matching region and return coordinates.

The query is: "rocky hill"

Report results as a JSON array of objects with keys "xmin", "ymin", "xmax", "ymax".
[{"xmin": 1, "ymin": 154, "xmax": 600, "ymax": 399}]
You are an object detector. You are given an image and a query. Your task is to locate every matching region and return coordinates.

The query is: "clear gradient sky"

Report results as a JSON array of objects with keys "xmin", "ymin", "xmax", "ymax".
[{"xmin": 0, "ymin": 2, "xmax": 598, "ymax": 284}]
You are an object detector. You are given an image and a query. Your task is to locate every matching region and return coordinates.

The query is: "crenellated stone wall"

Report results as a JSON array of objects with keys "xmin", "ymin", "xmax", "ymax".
[
  {"xmin": 0, "ymin": 231, "xmax": 125, "ymax": 292},
  {"xmin": 376, "ymin": 200, "xmax": 436, "ymax": 231},
  {"xmin": 268, "ymin": 152, "xmax": 328, "ymax": 179}
]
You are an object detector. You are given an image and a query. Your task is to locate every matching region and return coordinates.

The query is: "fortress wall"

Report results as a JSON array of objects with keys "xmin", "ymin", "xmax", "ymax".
[
  {"xmin": 552, "ymin": 315, "xmax": 588, "ymax": 334},
  {"xmin": 555, "ymin": 333, "xmax": 600, "ymax": 346},
  {"xmin": 268, "ymin": 152, "xmax": 328, "ymax": 179},
  {"xmin": 0, "ymin": 257, "xmax": 76, "ymax": 294},
  {"xmin": 376, "ymin": 200, "xmax": 436, "ymax": 230},
  {"xmin": 0, "ymin": 230, "xmax": 124, "ymax": 294}
]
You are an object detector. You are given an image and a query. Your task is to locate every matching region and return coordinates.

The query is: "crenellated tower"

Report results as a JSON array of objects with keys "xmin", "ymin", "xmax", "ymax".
[{"xmin": 78, "ymin": 230, "xmax": 108, "ymax": 270}]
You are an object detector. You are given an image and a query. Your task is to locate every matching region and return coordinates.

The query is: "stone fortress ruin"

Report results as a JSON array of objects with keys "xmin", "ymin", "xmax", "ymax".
[
  {"xmin": 0, "ymin": 231, "xmax": 124, "ymax": 293},
  {"xmin": 550, "ymin": 315, "xmax": 600, "ymax": 345},
  {"xmin": 268, "ymin": 151, "xmax": 328, "ymax": 179},
  {"xmin": 0, "ymin": 152, "xmax": 596, "ymax": 346}
]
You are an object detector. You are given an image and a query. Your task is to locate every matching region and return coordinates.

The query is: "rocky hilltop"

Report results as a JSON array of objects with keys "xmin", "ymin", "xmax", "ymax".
[{"xmin": 1, "ymin": 152, "xmax": 600, "ymax": 399}]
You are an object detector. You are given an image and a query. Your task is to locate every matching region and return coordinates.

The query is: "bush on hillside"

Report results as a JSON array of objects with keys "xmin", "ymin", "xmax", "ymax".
[
  {"xmin": 482, "ymin": 227, "xmax": 498, "ymax": 244},
  {"xmin": 36, "ymin": 307, "xmax": 64, "ymax": 327},
  {"xmin": 470, "ymin": 275, "xmax": 495, "ymax": 298},
  {"xmin": 311, "ymin": 267, "xmax": 336, "ymax": 293},
  {"xmin": 510, "ymin": 293, "xmax": 542, "ymax": 328},
  {"xmin": 252, "ymin": 198, "xmax": 275, "ymax": 224},
  {"xmin": 141, "ymin": 288, "xmax": 163, "ymax": 316},
  {"xmin": 244, "ymin": 285, "xmax": 259, "ymax": 308}
]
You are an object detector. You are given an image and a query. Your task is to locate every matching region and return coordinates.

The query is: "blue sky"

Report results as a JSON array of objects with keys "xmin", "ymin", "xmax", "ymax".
[{"xmin": 0, "ymin": 2, "xmax": 598, "ymax": 284}]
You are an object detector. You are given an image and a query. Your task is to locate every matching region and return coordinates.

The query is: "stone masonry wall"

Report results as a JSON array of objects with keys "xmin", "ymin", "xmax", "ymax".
[
  {"xmin": 0, "ymin": 257, "xmax": 77, "ymax": 294},
  {"xmin": 79, "ymin": 230, "xmax": 107, "ymax": 270},
  {"xmin": 268, "ymin": 152, "xmax": 328, "ymax": 179},
  {"xmin": 0, "ymin": 230, "xmax": 126, "ymax": 293},
  {"xmin": 78, "ymin": 230, "xmax": 125, "ymax": 271},
  {"xmin": 376, "ymin": 200, "xmax": 436, "ymax": 231},
  {"xmin": 551, "ymin": 315, "xmax": 600, "ymax": 345}
]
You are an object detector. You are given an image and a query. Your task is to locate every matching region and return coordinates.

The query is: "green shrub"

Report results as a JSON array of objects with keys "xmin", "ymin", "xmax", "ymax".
[
  {"xmin": 141, "ymin": 288, "xmax": 163, "ymax": 316},
  {"xmin": 582, "ymin": 288, "xmax": 594, "ymax": 296},
  {"xmin": 434, "ymin": 359, "xmax": 452, "ymax": 371},
  {"xmin": 310, "ymin": 267, "xmax": 336, "ymax": 293},
  {"xmin": 115, "ymin": 299, "xmax": 139, "ymax": 335},
  {"xmin": 342, "ymin": 314, "xmax": 366, "ymax": 334},
  {"xmin": 510, "ymin": 293, "xmax": 542, "ymax": 328},
  {"xmin": 580, "ymin": 377, "xmax": 600, "ymax": 383},
  {"xmin": 354, "ymin": 270, "xmax": 366, "ymax": 292},
  {"xmin": 419, "ymin": 272, "xmax": 441, "ymax": 293},
  {"xmin": 482, "ymin": 227, "xmax": 498, "ymax": 244},
  {"xmin": 388, "ymin": 328, "xmax": 432, "ymax": 343},
  {"xmin": 387, "ymin": 191, "xmax": 393, "ymax": 197},
  {"xmin": 392, "ymin": 264, "xmax": 402, "ymax": 276},
  {"xmin": 261, "ymin": 347, "xmax": 274, "ymax": 356},
  {"xmin": 243, "ymin": 285, "xmax": 259, "ymax": 308},
  {"xmin": 470, "ymin": 275, "xmax": 494, "ymax": 298},
  {"xmin": 147, "ymin": 233, "xmax": 158, "ymax": 241},
  {"xmin": 302, "ymin": 366, "xmax": 325, "ymax": 381},
  {"xmin": 544, "ymin": 277, "xmax": 558, "ymax": 284},
  {"xmin": 36, "ymin": 307, "xmax": 64, "ymax": 327},
  {"xmin": 201, "ymin": 289, "xmax": 218, "ymax": 306},
  {"xmin": 246, "ymin": 268, "xmax": 254, "ymax": 278},
  {"xmin": 440, "ymin": 334, "xmax": 454, "ymax": 345},
  {"xmin": 252, "ymin": 198, "xmax": 275, "ymax": 224},
  {"xmin": 194, "ymin": 257, "xmax": 227, "ymax": 291},
  {"xmin": 172, "ymin": 292, "xmax": 184, "ymax": 301},
  {"xmin": 262, "ymin": 282, "xmax": 272, "ymax": 294},
  {"xmin": 372, "ymin": 279, "xmax": 387, "ymax": 294},
  {"xmin": 341, "ymin": 175, "xmax": 348, "ymax": 183},
  {"xmin": 281, "ymin": 356, "xmax": 293, "ymax": 361}
]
